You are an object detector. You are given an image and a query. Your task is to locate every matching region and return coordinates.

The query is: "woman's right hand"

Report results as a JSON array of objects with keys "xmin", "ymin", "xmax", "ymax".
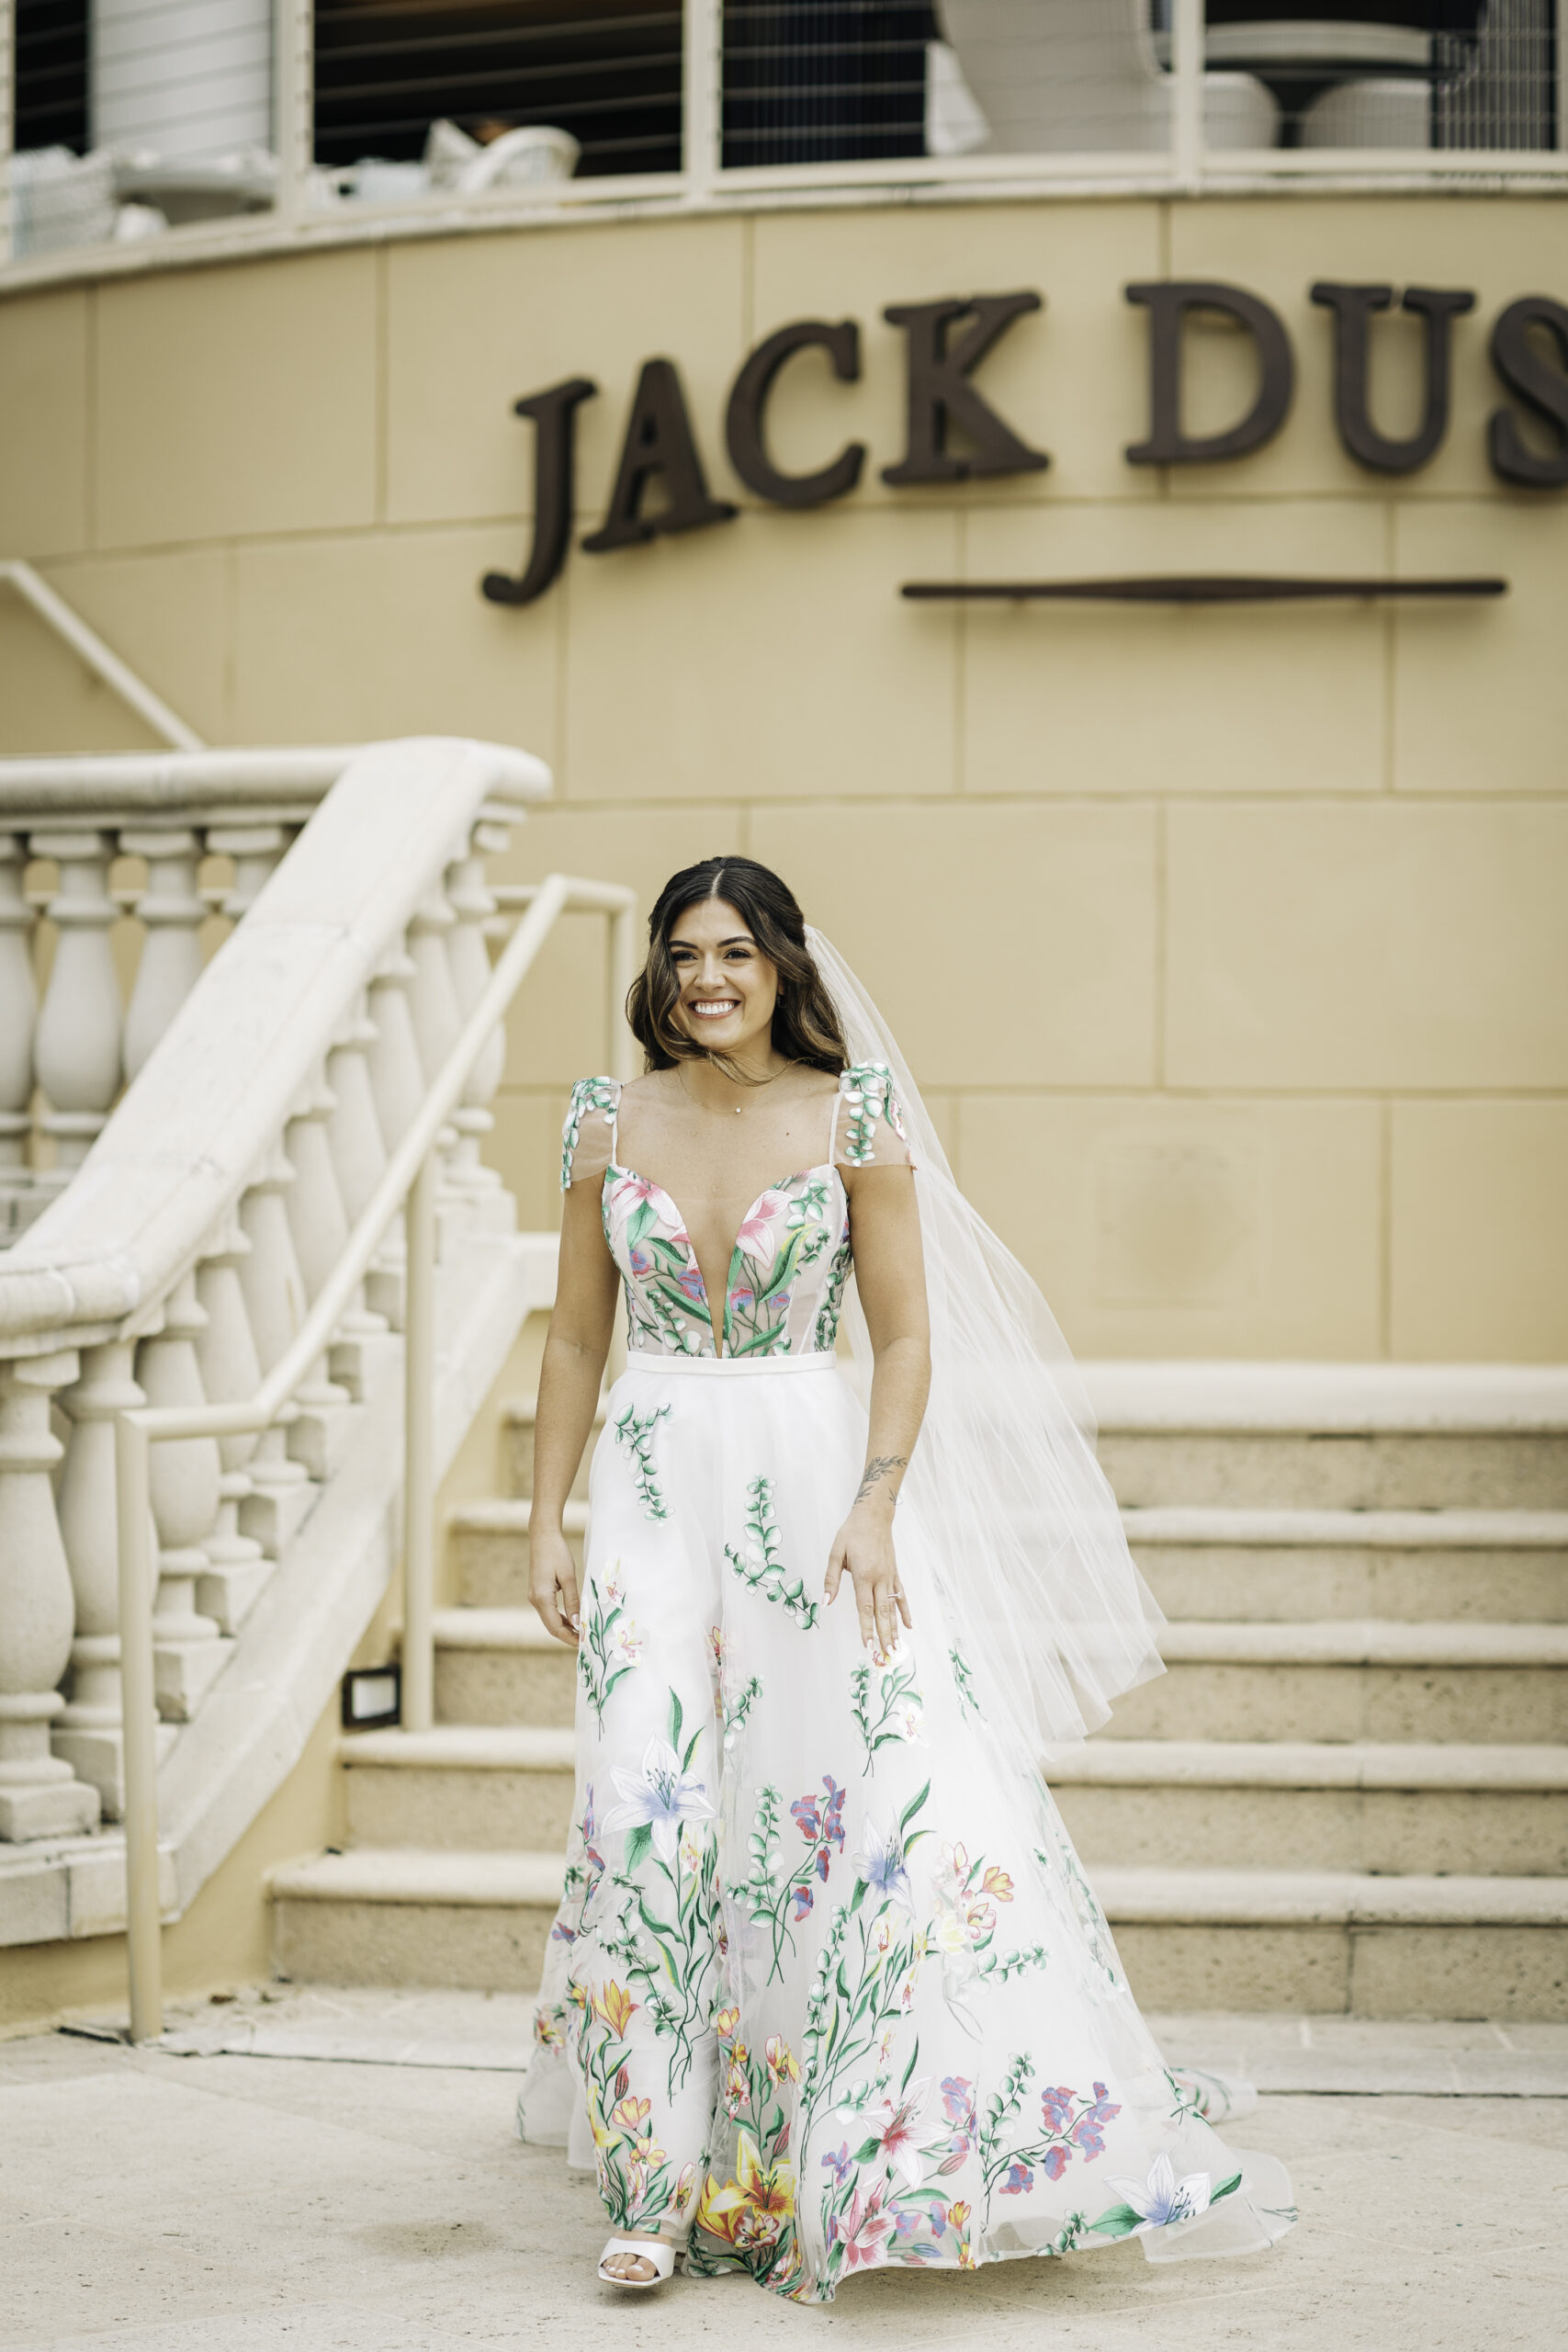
[{"xmin": 529, "ymin": 1520, "xmax": 581, "ymax": 1647}]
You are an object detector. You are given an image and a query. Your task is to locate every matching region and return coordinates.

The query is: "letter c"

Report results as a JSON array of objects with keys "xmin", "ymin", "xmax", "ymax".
[{"xmin": 724, "ymin": 320, "xmax": 866, "ymax": 508}]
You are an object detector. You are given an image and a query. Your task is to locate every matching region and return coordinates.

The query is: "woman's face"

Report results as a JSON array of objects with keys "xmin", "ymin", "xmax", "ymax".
[{"xmin": 668, "ymin": 895, "xmax": 779, "ymax": 1060}]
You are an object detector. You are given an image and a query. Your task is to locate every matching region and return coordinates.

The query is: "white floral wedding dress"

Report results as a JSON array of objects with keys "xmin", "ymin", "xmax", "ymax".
[{"xmin": 518, "ymin": 1067, "xmax": 1296, "ymax": 2301}]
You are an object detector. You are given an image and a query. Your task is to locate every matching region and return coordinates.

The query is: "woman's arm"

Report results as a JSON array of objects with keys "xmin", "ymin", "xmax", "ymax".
[
  {"xmin": 528, "ymin": 1176, "xmax": 619, "ymax": 1646},
  {"xmin": 824, "ymin": 1163, "xmax": 931, "ymax": 1660}
]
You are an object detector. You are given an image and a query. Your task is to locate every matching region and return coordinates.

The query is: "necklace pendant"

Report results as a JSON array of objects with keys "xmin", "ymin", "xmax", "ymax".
[{"xmin": 735, "ymin": 1104, "xmax": 742, "ymax": 1115}]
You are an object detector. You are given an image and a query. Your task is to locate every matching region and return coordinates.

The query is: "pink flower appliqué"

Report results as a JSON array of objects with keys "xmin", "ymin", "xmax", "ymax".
[{"xmin": 733, "ymin": 1193, "xmax": 784, "ymax": 1270}]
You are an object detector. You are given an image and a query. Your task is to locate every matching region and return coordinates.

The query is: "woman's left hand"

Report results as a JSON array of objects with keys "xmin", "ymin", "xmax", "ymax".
[{"xmin": 825, "ymin": 1499, "xmax": 912, "ymax": 1660}]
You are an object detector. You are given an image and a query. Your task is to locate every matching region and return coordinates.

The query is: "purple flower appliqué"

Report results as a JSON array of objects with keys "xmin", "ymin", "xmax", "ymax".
[
  {"xmin": 820, "ymin": 2141, "xmax": 854, "ymax": 2189},
  {"xmin": 999, "ymin": 2160, "xmax": 1034, "ymax": 2197},
  {"xmin": 1069, "ymin": 2083, "xmax": 1122, "ymax": 2162}
]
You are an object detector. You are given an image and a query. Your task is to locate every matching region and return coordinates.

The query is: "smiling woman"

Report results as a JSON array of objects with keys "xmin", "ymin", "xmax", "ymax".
[{"xmin": 515, "ymin": 854, "xmax": 1296, "ymax": 2299}]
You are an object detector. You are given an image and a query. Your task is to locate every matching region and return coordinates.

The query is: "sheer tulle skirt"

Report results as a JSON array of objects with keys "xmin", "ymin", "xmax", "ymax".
[{"xmin": 519, "ymin": 1355, "xmax": 1295, "ymax": 2300}]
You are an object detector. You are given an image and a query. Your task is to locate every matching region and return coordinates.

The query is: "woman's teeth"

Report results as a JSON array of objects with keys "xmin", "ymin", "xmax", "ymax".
[{"xmin": 692, "ymin": 1000, "xmax": 739, "ymax": 1019}]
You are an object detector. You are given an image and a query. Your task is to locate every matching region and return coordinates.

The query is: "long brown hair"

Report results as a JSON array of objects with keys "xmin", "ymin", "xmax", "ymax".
[{"xmin": 628, "ymin": 856, "xmax": 849, "ymax": 1079}]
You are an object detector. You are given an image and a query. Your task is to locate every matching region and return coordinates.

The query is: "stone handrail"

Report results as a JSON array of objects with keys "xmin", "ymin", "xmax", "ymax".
[{"xmin": 0, "ymin": 737, "xmax": 562, "ymax": 1879}]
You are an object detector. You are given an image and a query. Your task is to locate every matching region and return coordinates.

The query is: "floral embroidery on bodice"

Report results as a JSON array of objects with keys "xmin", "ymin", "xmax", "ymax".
[{"xmin": 561, "ymin": 1066, "xmax": 911, "ymax": 1361}]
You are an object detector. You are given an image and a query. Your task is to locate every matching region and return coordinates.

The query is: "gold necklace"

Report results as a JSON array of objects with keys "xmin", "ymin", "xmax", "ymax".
[{"xmin": 677, "ymin": 1057, "xmax": 799, "ymax": 1116}]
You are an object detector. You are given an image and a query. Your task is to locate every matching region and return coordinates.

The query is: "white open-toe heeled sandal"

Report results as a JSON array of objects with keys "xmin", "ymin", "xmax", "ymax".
[{"xmin": 597, "ymin": 2236, "xmax": 678, "ymax": 2290}]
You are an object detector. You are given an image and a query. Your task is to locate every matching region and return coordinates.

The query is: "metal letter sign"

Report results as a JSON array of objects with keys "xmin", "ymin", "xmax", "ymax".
[
  {"xmin": 479, "ymin": 278, "xmax": 1566, "ymax": 610},
  {"xmin": 1311, "ymin": 284, "xmax": 1476, "ymax": 473},
  {"xmin": 581, "ymin": 358, "xmax": 738, "ymax": 554},
  {"xmin": 1124, "ymin": 282, "xmax": 1295, "ymax": 466},
  {"xmin": 880, "ymin": 293, "xmax": 1048, "ymax": 483}
]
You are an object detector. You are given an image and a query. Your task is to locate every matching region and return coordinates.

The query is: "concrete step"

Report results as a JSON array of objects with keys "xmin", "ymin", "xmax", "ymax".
[
  {"xmin": 341, "ymin": 1725, "xmax": 576, "ymax": 1851},
  {"xmin": 1108, "ymin": 1621, "xmax": 1568, "ymax": 1744},
  {"xmin": 449, "ymin": 1499, "xmax": 588, "ymax": 1611},
  {"xmin": 1085, "ymin": 1363, "xmax": 1568, "ymax": 1511},
  {"xmin": 1125, "ymin": 1507, "xmax": 1568, "ymax": 1624},
  {"xmin": 428, "ymin": 1607, "xmax": 575, "ymax": 1727},
  {"xmin": 268, "ymin": 1848, "xmax": 566, "ymax": 1991},
  {"xmin": 1053, "ymin": 1740, "xmax": 1568, "ymax": 1874},
  {"xmin": 267, "ymin": 1846, "xmax": 1568, "ymax": 2018},
  {"xmin": 502, "ymin": 1396, "xmax": 603, "ymax": 1503},
  {"xmin": 1094, "ymin": 1864, "xmax": 1568, "ymax": 2020}
]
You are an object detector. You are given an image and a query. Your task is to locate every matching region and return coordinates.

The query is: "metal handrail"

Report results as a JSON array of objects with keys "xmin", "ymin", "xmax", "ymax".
[{"xmin": 114, "ymin": 870, "xmax": 638, "ymax": 2041}]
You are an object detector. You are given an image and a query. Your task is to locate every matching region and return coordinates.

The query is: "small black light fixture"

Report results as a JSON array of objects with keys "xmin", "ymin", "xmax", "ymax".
[{"xmin": 341, "ymin": 1663, "xmax": 401, "ymax": 1731}]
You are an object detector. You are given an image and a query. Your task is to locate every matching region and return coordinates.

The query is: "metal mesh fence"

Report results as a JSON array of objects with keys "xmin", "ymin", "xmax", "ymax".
[{"xmin": 314, "ymin": 0, "xmax": 683, "ymax": 178}]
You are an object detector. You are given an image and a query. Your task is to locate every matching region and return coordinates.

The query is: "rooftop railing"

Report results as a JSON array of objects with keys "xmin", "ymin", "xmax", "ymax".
[{"xmin": 1, "ymin": 0, "xmax": 1562, "ymax": 271}]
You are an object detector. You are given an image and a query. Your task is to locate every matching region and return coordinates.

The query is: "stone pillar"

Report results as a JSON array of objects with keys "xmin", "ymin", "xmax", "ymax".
[
  {"xmin": 193, "ymin": 1218, "xmax": 270, "ymax": 1635},
  {"xmin": 365, "ymin": 949, "xmax": 425, "ymax": 1329},
  {"xmin": 134, "ymin": 1273, "xmax": 230, "ymax": 1722},
  {"xmin": 444, "ymin": 832, "xmax": 510, "ymax": 1223},
  {"xmin": 54, "ymin": 1340, "xmax": 144, "ymax": 1819},
  {"xmin": 121, "ymin": 828, "xmax": 208, "ymax": 1081},
  {"xmin": 0, "ymin": 833, "xmax": 36, "ymax": 1180},
  {"xmin": 31, "ymin": 830, "xmax": 122, "ymax": 1184},
  {"xmin": 0, "ymin": 1349, "xmax": 100, "ymax": 1841},
  {"xmin": 236, "ymin": 1144, "xmax": 318, "ymax": 1550},
  {"xmin": 208, "ymin": 823, "xmax": 292, "ymax": 925},
  {"xmin": 326, "ymin": 1000, "xmax": 398, "ymax": 1366}
]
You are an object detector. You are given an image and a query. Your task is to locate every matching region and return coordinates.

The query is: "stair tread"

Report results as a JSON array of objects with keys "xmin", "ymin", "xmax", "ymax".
[
  {"xmin": 1089, "ymin": 1864, "xmax": 1568, "ymax": 1926},
  {"xmin": 1123, "ymin": 1506, "xmax": 1568, "ymax": 1549},
  {"xmin": 1156, "ymin": 1619, "xmax": 1568, "ymax": 1666},
  {"xmin": 340, "ymin": 1725, "xmax": 575, "ymax": 1770},
  {"xmin": 449, "ymin": 1498, "xmax": 589, "ymax": 1533},
  {"xmin": 429, "ymin": 1607, "xmax": 559, "ymax": 1651},
  {"xmin": 268, "ymin": 1847, "xmax": 567, "ymax": 1905},
  {"xmin": 1082, "ymin": 1361, "xmax": 1568, "ymax": 1433},
  {"xmin": 1054, "ymin": 1739, "xmax": 1568, "ymax": 1790}
]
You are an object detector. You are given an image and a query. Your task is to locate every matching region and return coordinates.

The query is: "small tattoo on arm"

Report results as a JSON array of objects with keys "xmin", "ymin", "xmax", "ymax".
[{"xmin": 854, "ymin": 1454, "xmax": 906, "ymax": 1507}]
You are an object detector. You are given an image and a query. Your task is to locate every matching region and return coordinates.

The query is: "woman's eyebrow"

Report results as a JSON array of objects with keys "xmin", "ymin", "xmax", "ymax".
[{"xmin": 671, "ymin": 933, "xmax": 756, "ymax": 949}]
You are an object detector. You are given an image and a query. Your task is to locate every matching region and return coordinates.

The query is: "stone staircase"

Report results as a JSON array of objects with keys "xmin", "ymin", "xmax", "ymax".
[{"xmin": 270, "ymin": 1367, "xmax": 1568, "ymax": 2019}]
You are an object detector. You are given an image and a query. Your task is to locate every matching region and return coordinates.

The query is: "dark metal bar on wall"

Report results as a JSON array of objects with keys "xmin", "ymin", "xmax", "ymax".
[{"xmin": 901, "ymin": 577, "xmax": 1510, "ymax": 605}]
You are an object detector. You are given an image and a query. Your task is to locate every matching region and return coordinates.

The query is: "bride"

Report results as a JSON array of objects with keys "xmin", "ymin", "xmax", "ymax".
[{"xmin": 518, "ymin": 856, "xmax": 1295, "ymax": 2298}]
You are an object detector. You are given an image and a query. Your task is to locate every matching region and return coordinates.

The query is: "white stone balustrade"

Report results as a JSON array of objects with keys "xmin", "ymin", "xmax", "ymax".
[
  {"xmin": 137, "ymin": 1270, "xmax": 230, "ymax": 1721},
  {"xmin": 0, "ymin": 741, "xmax": 553, "ymax": 1857},
  {"xmin": 32, "ymin": 830, "xmax": 123, "ymax": 1190},
  {"xmin": 0, "ymin": 1349, "xmax": 100, "ymax": 1840},
  {"xmin": 55, "ymin": 1340, "xmax": 147, "ymax": 1817},
  {"xmin": 446, "ymin": 831, "xmax": 509, "ymax": 1219},
  {"xmin": 193, "ymin": 1216, "xmax": 270, "ymax": 1636},
  {"xmin": 121, "ymin": 830, "xmax": 209, "ymax": 1081},
  {"xmin": 0, "ymin": 837, "xmax": 35, "ymax": 1190}
]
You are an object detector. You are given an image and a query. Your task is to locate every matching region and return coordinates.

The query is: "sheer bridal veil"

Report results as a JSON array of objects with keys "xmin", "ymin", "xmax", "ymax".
[{"xmin": 807, "ymin": 928, "xmax": 1167, "ymax": 1765}]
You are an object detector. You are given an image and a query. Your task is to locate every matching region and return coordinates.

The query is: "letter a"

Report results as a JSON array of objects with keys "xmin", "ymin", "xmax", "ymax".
[{"xmin": 581, "ymin": 358, "xmax": 739, "ymax": 554}]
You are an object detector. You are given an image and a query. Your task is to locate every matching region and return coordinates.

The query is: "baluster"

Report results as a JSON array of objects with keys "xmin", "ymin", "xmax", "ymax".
[
  {"xmin": 407, "ymin": 885, "xmax": 465, "ymax": 1225},
  {"xmin": 31, "ymin": 829, "xmax": 122, "ymax": 1189},
  {"xmin": 285, "ymin": 1074, "xmax": 382, "ymax": 1418},
  {"xmin": 444, "ymin": 830, "xmax": 510, "ymax": 1225},
  {"xmin": 326, "ymin": 996, "xmax": 388, "ymax": 1223},
  {"xmin": 237, "ymin": 1143, "xmax": 316, "ymax": 1554},
  {"xmin": 0, "ymin": 1348, "xmax": 101, "ymax": 1840},
  {"xmin": 135, "ymin": 1273, "xmax": 230, "ymax": 1721},
  {"xmin": 54, "ymin": 1340, "xmax": 146, "ymax": 1819},
  {"xmin": 0, "ymin": 834, "xmax": 37, "ymax": 1192},
  {"xmin": 237, "ymin": 1139, "xmax": 345, "ymax": 1510},
  {"xmin": 121, "ymin": 828, "xmax": 208, "ymax": 1081},
  {"xmin": 367, "ymin": 947, "xmax": 426, "ymax": 1153},
  {"xmin": 329, "ymin": 996, "xmax": 401, "ymax": 1341},
  {"xmin": 193, "ymin": 1216, "xmax": 271, "ymax": 1635},
  {"xmin": 207, "ymin": 822, "xmax": 292, "ymax": 923},
  {"xmin": 365, "ymin": 950, "xmax": 424, "ymax": 1328}
]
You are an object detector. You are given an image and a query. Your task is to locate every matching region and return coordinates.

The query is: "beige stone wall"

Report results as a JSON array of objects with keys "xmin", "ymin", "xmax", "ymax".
[{"xmin": 3, "ymin": 191, "xmax": 1565, "ymax": 1360}]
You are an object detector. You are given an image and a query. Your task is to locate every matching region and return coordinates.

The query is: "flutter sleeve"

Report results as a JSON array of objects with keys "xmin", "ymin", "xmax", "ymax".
[
  {"xmin": 832, "ymin": 1060, "xmax": 917, "ymax": 1170},
  {"xmin": 560, "ymin": 1075, "xmax": 620, "ymax": 1192}
]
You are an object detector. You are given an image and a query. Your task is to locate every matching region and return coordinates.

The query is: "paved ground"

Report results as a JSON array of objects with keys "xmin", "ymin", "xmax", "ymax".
[{"xmin": 5, "ymin": 1989, "xmax": 1567, "ymax": 2352}]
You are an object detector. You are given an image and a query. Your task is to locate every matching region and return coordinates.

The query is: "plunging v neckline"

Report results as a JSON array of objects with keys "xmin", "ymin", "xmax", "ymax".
[{"xmin": 605, "ymin": 1159, "xmax": 840, "ymax": 1357}]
